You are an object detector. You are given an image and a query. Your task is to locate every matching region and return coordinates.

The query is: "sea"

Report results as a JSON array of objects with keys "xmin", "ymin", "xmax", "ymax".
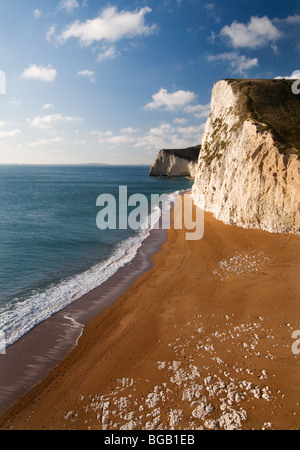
[{"xmin": 0, "ymin": 165, "xmax": 193, "ymax": 348}]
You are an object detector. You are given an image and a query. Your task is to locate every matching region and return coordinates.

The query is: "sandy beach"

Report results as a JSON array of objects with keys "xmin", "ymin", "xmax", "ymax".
[
  {"xmin": 0, "ymin": 200, "xmax": 300, "ymax": 430},
  {"xmin": 0, "ymin": 227, "xmax": 167, "ymax": 416}
]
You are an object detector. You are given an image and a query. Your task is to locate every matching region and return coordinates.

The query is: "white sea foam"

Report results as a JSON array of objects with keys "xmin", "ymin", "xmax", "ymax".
[{"xmin": 0, "ymin": 190, "xmax": 184, "ymax": 347}]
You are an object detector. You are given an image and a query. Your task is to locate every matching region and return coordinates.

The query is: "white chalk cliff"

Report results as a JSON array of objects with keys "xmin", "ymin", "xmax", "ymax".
[
  {"xmin": 150, "ymin": 146, "xmax": 201, "ymax": 178},
  {"xmin": 192, "ymin": 79, "xmax": 300, "ymax": 234}
]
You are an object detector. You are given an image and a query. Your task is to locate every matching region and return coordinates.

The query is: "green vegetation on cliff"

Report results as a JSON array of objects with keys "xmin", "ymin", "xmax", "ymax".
[{"xmin": 226, "ymin": 79, "xmax": 300, "ymax": 157}]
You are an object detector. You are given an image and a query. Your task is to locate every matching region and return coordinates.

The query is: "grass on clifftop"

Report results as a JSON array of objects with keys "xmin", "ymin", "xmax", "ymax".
[{"xmin": 226, "ymin": 79, "xmax": 300, "ymax": 157}]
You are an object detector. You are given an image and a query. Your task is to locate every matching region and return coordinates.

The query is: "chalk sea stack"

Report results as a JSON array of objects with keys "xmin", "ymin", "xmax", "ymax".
[{"xmin": 149, "ymin": 145, "xmax": 201, "ymax": 178}]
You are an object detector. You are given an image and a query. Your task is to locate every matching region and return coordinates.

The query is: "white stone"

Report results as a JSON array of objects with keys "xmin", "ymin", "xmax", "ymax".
[{"xmin": 191, "ymin": 402, "xmax": 214, "ymax": 420}]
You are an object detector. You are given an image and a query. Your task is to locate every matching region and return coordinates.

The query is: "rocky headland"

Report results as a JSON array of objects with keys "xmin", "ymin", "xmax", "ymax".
[
  {"xmin": 192, "ymin": 79, "xmax": 300, "ymax": 234},
  {"xmin": 149, "ymin": 145, "xmax": 201, "ymax": 178}
]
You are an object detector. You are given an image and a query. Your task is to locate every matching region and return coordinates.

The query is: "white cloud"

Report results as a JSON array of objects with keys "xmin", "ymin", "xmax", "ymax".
[
  {"xmin": 134, "ymin": 121, "xmax": 200, "ymax": 150},
  {"xmin": 106, "ymin": 135, "xmax": 135, "ymax": 145},
  {"xmin": 149, "ymin": 122, "xmax": 175, "ymax": 135},
  {"xmin": 91, "ymin": 120, "xmax": 203, "ymax": 151},
  {"xmin": 121, "ymin": 127, "xmax": 139, "ymax": 134},
  {"xmin": 144, "ymin": 88, "xmax": 197, "ymax": 112},
  {"xmin": 9, "ymin": 98, "xmax": 22, "ymax": 107},
  {"xmin": 33, "ymin": 9, "xmax": 42, "ymax": 19},
  {"xmin": 91, "ymin": 130, "xmax": 113, "ymax": 143},
  {"xmin": 28, "ymin": 113, "xmax": 83, "ymax": 129},
  {"xmin": 58, "ymin": 6, "xmax": 157, "ymax": 46},
  {"xmin": 285, "ymin": 14, "xmax": 300, "ymax": 24},
  {"xmin": 0, "ymin": 121, "xmax": 21, "ymax": 139},
  {"xmin": 176, "ymin": 124, "xmax": 206, "ymax": 137},
  {"xmin": 74, "ymin": 139, "xmax": 87, "ymax": 146},
  {"xmin": 221, "ymin": 16, "xmax": 282, "ymax": 49},
  {"xmin": 207, "ymin": 52, "xmax": 259, "ymax": 75},
  {"xmin": 144, "ymin": 88, "xmax": 210, "ymax": 120},
  {"xmin": 59, "ymin": 0, "xmax": 79, "ymax": 14},
  {"xmin": 91, "ymin": 117, "xmax": 205, "ymax": 151},
  {"xmin": 0, "ymin": 129, "xmax": 21, "ymax": 139},
  {"xmin": 21, "ymin": 64, "xmax": 57, "ymax": 83},
  {"xmin": 0, "ymin": 121, "xmax": 11, "ymax": 127},
  {"xmin": 274, "ymin": 14, "xmax": 300, "ymax": 25},
  {"xmin": 204, "ymin": 3, "xmax": 221, "ymax": 24},
  {"xmin": 275, "ymin": 70, "xmax": 300, "ymax": 80},
  {"xmin": 173, "ymin": 117, "xmax": 188, "ymax": 124},
  {"xmin": 42, "ymin": 103, "xmax": 55, "ymax": 111},
  {"xmin": 97, "ymin": 46, "xmax": 118, "ymax": 62},
  {"xmin": 29, "ymin": 137, "xmax": 64, "ymax": 147},
  {"xmin": 77, "ymin": 69, "xmax": 95, "ymax": 82},
  {"xmin": 134, "ymin": 134, "xmax": 185, "ymax": 151},
  {"xmin": 91, "ymin": 130, "xmax": 113, "ymax": 136},
  {"xmin": 46, "ymin": 26, "xmax": 56, "ymax": 43},
  {"xmin": 184, "ymin": 103, "xmax": 211, "ymax": 118}
]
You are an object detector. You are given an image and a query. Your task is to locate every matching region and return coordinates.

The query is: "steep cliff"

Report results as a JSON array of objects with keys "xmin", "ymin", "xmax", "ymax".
[
  {"xmin": 150, "ymin": 146, "xmax": 201, "ymax": 178},
  {"xmin": 192, "ymin": 79, "xmax": 300, "ymax": 234}
]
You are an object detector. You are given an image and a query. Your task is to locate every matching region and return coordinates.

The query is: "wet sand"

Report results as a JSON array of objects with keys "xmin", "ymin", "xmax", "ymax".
[
  {"xmin": 0, "ymin": 204, "xmax": 300, "ymax": 430},
  {"xmin": 0, "ymin": 228, "xmax": 167, "ymax": 416}
]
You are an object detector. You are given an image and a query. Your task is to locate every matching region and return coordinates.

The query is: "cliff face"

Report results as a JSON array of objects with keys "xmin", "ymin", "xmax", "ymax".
[
  {"xmin": 192, "ymin": 79, "xmax": 300, "ymax": 234},
  {"xmin": 150, "ymin": 146, "xmax": 201, "ymax": 178}
]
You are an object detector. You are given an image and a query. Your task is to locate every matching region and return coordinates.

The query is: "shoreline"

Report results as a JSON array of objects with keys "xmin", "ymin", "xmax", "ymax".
[
  {"xmin": 0, "ymin": 203, "xmax": 300, "ymax": 430},
  {"xmin": 0, "ymin": 226, "xmax": 168, "ymax": 416}
]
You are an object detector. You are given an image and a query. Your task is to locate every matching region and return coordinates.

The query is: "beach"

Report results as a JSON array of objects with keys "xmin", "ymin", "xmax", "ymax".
[
  {"xmin": 0, "ymin": 200, "xmax": 300, "ymax": 430},
  {"xmin": 0, "ymin": 227, "xmax": 167, "ymax": 416}
]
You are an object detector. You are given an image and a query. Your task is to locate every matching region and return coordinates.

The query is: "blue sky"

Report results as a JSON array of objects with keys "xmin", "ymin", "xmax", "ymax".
[{"xmin": 0, "ymin": 0, "xmax": 299, "ymax": 165}]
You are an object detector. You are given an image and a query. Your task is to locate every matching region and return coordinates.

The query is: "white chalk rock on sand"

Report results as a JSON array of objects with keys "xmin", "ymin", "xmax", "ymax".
[{"xmin": 191, "ymin": 402, "xmax": 214, "ymax": 420}]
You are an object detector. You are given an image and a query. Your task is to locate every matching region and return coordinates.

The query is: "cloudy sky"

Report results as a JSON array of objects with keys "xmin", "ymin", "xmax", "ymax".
[{"xmin": 0, "ymin": 0, "xmax": 299, "ymax": 165}]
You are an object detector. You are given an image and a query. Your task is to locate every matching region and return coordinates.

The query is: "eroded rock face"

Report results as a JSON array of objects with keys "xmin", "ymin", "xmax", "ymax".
[
  {"xmin": 150, "ymin": 146, "xmax": 201, "ymax": 178},
  {"xmin": 192, "ymin": 79, "xmax": 300, "ymax": 234}
]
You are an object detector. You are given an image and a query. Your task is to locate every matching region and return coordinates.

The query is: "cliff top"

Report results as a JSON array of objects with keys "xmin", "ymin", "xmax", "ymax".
[
  {"xmin": 224, "ymin": 79, "xmax": 300, "ymax": 157},
  {"xmin": 160, "ymin": 145, "xmax": 201, "ymax": 162}
]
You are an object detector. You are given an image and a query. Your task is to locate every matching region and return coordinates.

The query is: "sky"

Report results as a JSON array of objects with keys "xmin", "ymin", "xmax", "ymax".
[{"xmin": 0, "ymin": 0, "xmax": 299, "ymax": 165}]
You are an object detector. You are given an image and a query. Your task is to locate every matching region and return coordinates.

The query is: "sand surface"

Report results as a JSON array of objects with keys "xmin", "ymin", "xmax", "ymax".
[
  {"xmin": 0, "ymin": 228, "xmax": 167, "ymax": 416},
  {"xmin": 0, "ymin": 203, "xmax": 300, "ymax": 430}
]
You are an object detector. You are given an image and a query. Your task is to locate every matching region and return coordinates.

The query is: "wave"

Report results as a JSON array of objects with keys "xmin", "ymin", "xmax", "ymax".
[{"xmin": 0, "ymin": 190, "xmax": 183, "ymax": 347}]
